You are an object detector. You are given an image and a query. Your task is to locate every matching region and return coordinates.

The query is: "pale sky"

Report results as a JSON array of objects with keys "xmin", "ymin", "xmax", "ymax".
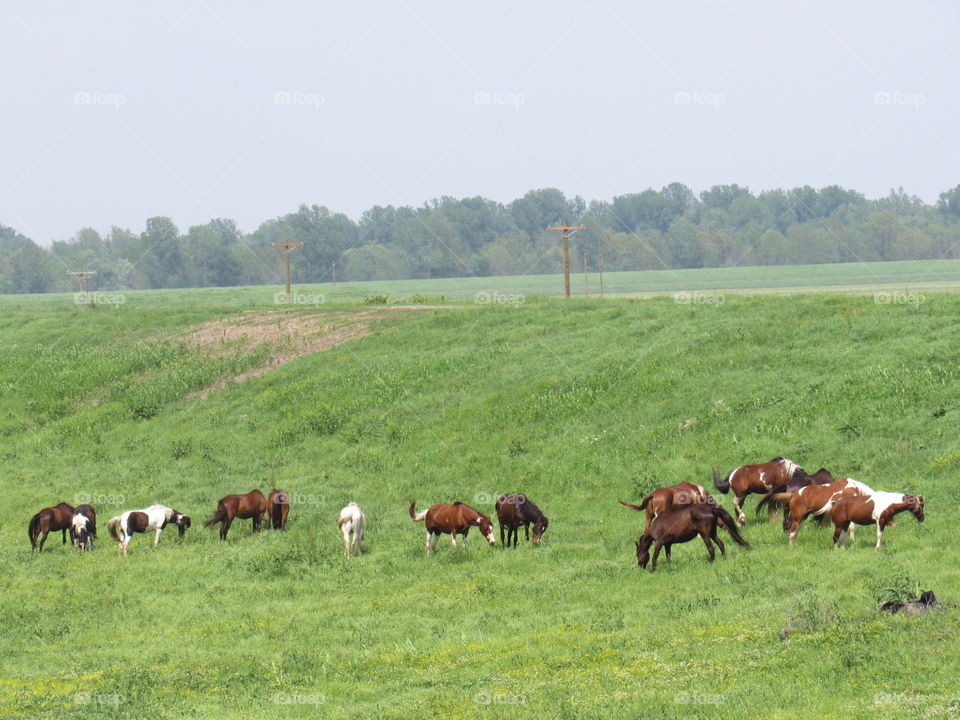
[{"xmin": 2, "ymin": 1, "xmax": 957, "ymax": 244}]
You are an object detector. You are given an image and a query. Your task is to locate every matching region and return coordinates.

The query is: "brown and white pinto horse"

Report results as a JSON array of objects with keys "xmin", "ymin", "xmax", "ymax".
[
  {"xmin": 619, "ymin": 482, "xmax": 711, "ymax": 531},
  {"xmin": 495, "ymin": 493, "xmax": 549, "ymax": 547},
  {"xmin": 635, "ymin": 503, "xmax": 750, "ymax": 572},
  {"xmin": 266, "ymin": 489, "xmax": 289, "ymax": 530},
  {"xmin": 755, "ymin": 468, "xmax": 836, "ymax": 528},
  {"xmin": 204, "ymin": 489, "xmax": 268, "ymax": 540},
  {"xmin": 71, "ymin": 504, "xmax": 97, "ymax": 551},
  {"xmin": 712, "ymin": 457, "xmax": 806, "ymax": 526},
  {"xmin": 408, "ymin": 500, "xmax": 496, "ymax": 554},
  {"xmin": 831, "ymin": 492, "xmax": 924, "ymax": 549},
  {"xmin": 769, "ymin": 478, "xmax": 874, "ymax": 545},
  {"xmin": 28, "ymin": 502, "xmax": 75, "ymax": 551}
]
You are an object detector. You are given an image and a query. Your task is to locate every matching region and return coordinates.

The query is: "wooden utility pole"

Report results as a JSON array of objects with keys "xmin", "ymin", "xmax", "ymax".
[
  {"xmin": 67, "ymin": 271, "xmax": 97, "ymax": 304},
  {"xmin": 546, "ymin": 220, "xmax": 586, "ymax": 297},
  {"xmin": 271, "ymin": 241, "xmax": 304, "ymax": 303}
]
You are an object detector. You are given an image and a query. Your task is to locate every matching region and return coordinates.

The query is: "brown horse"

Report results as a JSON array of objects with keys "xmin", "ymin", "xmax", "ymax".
[
  {"xmin": 28, "ymin": 502, "xmax": 75, "ymax": 551},
  {"xmin": 712, "ymin": 457, "xmax": 806, "ymax": 526},
  {"xmin": 635, "ymin": 503, "xmax": 749, "ymax": 572},
  {"xmin": 204, "ymin": 489, "xmax": 267, "ymax": 540},
  {"xmin": 266, "ymin": 489, "xmax": 289, "ymax": 530},
  {"xmin": 408, "ymin": 500, "xmax": 496, "ymax": 554},
  {"xmin": 755, "ymin": 468, "xmax": 836, "ymax": 528},
  {"xmin": 619, "ymin": 481, "xmax": 711, "ymax": 531},
  {"xmin": 70, "ymin": 504, "xmax": 97, "ymax": 551},
  {"xmin": 831, "ymin": 492, "xmax": 924, "ymax": 549},
  {"xmin": 495, "ymin": 493, "xmax": 549, "ymax": 547},
  {"xmin": 769, "ymin": 477, "xmax": 874, "ymax": 545}
]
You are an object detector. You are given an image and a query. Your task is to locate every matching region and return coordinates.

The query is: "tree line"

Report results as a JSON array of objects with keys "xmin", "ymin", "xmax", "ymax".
[{"xmin": 5, "ymin": 183, "xmax": 960, "ymax": 294}]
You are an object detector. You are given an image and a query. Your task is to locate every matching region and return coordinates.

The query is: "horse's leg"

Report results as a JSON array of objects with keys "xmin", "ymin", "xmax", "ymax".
[
  {"xmin": 875, "ymin": 521, "xmax": 884, "ymax": 549},
  {"xmin": 848, "ymin": 523, "xmax": 856, "ymax": 542},
  {"xmin": 499, "ymin": 522, "xmax": 505, "ymax": 546},
  {"xmin": 701, "ymin": 533, "xmax": 716, "ymax": 562},
  {"xmin": 664, "ymin": 544, "xmax": 672, "ymax": 561},
  {"xmin": 154, "ymin": 527, "xmax": 162, "ymax": 546},
  {"xmin": 782, "ymin": 509, "xmax": 792, "ymax": 532},
  {"xmin": 732, "ymin": 493, "xmax": 746, "ymax": 526},
  {"xmin": 524, "ymin": 523, "xmax": 529, "ymax": 541},
  {"xmin": 38, "ymin": 530, "xmax": 49, "ymax": 552},
  {"xmin": 788, "ymin": 514, "xmax": 805, "ymax": 546},
  {"xmin": 220, "ymin": 517, "xmax": 232, "ymax": 541},
  {"xmin": 833, "ymin": 522, "xmax": 845, "ymax": 547},
  {"xmin": 650, "ymin": 542, "xmax": 663, "ymax": 572},
  {"xmin": 711, "ymin": 525, "xmax": 726, "ymax": 557},
  {"xmin": 61, "ymin": 528, "xmax": 67, "ymax": 544},
  {"xmin": 512, "ymin": 526, "xmax": 519, "ymax": 548},
  {"xmin": 426, "ymin": 531, "xmax": 438, "ymax": 555}
]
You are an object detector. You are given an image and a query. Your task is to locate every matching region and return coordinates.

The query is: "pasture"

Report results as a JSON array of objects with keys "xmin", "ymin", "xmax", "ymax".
[{"xmin": 2, "ymin": 283, "xmax": 959, "ymax": 719}]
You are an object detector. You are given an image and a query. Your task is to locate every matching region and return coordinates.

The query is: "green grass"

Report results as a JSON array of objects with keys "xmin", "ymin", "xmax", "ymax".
[{"xmin": 2, "ymin": 287, "xmax": 960, "ymax": 719}]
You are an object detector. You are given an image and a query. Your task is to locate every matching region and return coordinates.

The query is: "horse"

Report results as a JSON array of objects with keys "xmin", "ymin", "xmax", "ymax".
[
  {"xmin": 768, "ymin": 477, "xmax": 874, "ymax": 545},
  {"xmin": 635, "ymin": 503, "xmax": 749, "ymax": 572},
  {"xmin": 338, "ymin": 502, "xmax": 366, "ymax": 557},
  {"xmin": 408, "ymin": 500, "xmax": 496, "ymax": 554},
  {"xmin": 830, "ymin": 492, "xmax": 924, "ymax": 549},
  {"xmin": 266, "ymin": 489, "xmax": 289, "ymax": 531},
  {"xmin": 107, "ymin": 505, "xmax": 191, "ymax": 555},
  {"xmin": 71, "ymin": 504, "xmax": 97, "ymax": 551},
  {"xmin": 619, "ymin": 482, "xmax": 710, "ymax": 531},
  {"xmin": 495, "ymin": 493, "xmax": 549, "ymax": 547},
  {"xmin": 204, "ymin": 489, "xmax": 267, "ymax": 540},
  {"xmin": 712, "ymin": 457, "xmax": 806, "ymax": 526},
  {"xmin": 28, "ymin": 502, "xmax": 75, "ymax": 551},
  {"xmin": 755, "ymin": 468, "xmax": 836, "ymax": 528}
]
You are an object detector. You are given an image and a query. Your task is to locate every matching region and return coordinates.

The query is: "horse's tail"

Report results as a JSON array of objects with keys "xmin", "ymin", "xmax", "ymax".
[
  {"xmin": 712, "ymin": 466, "xmax": 730, "ymax": 494},
  {"xmin": 204, "ymin": 503, "xmax": 227, "ymax": 529},
  {"xmin": 408, "ymin": 500, "xmax": 427, "ymax": 522},
  {"xmin": 714, "ymin": 507, "xmax": 750, "ymax": 548},
  {"xmin": 618, "ymin": 498, "xmax": 648, "ymax": 511},
  {"xmin": 769, "ymin": 492, "xmax": 794, "ymax": 506},
  {"xmin": 755, "ymin": 486, "xmax": 787, "ymax": 518},
  {"xmin": 28, "ymin": 514, "xmax": 40, "ymax": 549},
  {"xmin": 107, "ymin": 516, "xmax": 122, "ymax": 542}
]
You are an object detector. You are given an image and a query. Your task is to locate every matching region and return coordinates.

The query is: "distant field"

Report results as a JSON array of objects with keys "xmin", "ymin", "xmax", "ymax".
[
  {"xmin": 2, "ymin": 257, "xmax": 960, "ymax": 308},
  {"xmin": 2, "ymin": 287, "xmax": 959, "ymax": 719}
]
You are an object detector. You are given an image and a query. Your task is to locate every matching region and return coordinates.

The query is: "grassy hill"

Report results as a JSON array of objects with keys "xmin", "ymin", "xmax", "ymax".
[{"xmin": 2, "ymin": 290, "xmax": 959, "ymax": 719}]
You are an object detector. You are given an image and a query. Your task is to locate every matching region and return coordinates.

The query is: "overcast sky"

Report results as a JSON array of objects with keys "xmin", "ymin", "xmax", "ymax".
[{"xmin": 1, "ymin": 1, "xmax": 957, "ymax": 245}]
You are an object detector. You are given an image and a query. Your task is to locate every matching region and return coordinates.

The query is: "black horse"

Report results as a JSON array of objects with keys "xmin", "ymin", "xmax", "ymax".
[{"xmin": 495, "ymin": 493, "xmax": 549, "ymax": 547}]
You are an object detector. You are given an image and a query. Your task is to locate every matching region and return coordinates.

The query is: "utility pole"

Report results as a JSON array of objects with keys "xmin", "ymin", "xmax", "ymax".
[
  {"xmin": 67, "ymin": 271, "xmax": 97, "ymax": 304},
  {"xmin": 583, "ymin": 247, "xmax": 589, "ymax": 297},
  {"xmin": 271, "ymin": 241, "xmax": 304, "ymax": 303},
  {"xmin": 546, "ymin": 220, "xmax": 586, "ymax": 297},
  {"xmin": 332, "ymin": 261, "xmax": 336, "ymax": 286},
  {"xmin": 599, "ymin": 252, "xmax": 605, "ymax": 298}
]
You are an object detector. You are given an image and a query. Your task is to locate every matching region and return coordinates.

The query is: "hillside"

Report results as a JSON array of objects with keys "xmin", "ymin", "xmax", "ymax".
[{"xmin": 2, "ymin": 292, "xmax": 959, "ymax": 720}]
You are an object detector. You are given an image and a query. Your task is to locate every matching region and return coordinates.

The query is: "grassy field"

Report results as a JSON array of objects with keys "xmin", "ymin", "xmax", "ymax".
[{"xmin": 2, "ymin": 282, "xmax": 960, "ymax": 719}]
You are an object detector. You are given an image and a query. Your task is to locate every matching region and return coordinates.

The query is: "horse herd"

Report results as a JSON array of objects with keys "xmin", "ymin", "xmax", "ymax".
[{"xmin": 25, "ymin": 457, "xmax": 924, "ymax": 571}]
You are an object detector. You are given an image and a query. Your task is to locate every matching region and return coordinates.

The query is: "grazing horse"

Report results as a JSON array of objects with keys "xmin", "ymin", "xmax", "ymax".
[
  {"xmin": 408, "ymin": 500, "xmax": 496, "ymax": 554},
  {"xmin": 635, "ymin": 503, "xmax": 749, "ymax": 572},
  {"xmin": 266, "ymin": 489, "xmax": 290, "ymax": 531},
  {"xmin": 204, "ymin": 489, "xmax": 267, "ymax": 540},
  {"xmin": 831, "ymin": 492, "xmax": 924, "ymax": 549},
  {"xmin": 71, "ymin": 504, "xmax": 97, "ymax": 551},
  {"xmin": 28, "ymin": 502, "xmax": 75, "ymax": 551},
  {"xmin": 619, "ymin": 482, "xmax": 710, "ymax": 531},
  {"xmin": 712, "ymin": 457, "xmax": 806, "ymax": 526},
  {"xmin": 495, "ymin": 493, "xmax": 549, "ymax": 547},
  {"xmin": 769, "ymin": 478, "xmax": 874, "ymax": 545},
  {"xmin": 755, "ymin": 468, "xmax": 836, "ymax": 528},
  {"xmin": 338, "ymin": 502, "xmax": 366, "ymax": 557},
  {"xmin": 107, "ymin": 505, "xmax": 191, "ymax": 555}
]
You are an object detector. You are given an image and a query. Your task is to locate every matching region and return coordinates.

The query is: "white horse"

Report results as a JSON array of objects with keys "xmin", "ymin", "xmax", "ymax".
[
  {"xmin": 107, "ymin": 504, "xmax": 191, "ymax": 555},
  {"xmin": 338, "ymin": 502, "xmax": 365, "ymax": 557}
]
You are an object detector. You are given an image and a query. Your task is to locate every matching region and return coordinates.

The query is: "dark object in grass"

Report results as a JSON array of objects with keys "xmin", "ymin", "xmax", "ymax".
[{"xmin": 880, "ymin": 590, "xmax": 940, "ymax": 615}]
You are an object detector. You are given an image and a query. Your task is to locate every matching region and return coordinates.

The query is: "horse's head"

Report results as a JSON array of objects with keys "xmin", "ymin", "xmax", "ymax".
[
  {"xmin": 636, "ymin": 536, "xmax": 653, "ymax": 569},
  {"xmin": 175, "ymin": 512, "xmax": 192, "ymax": 537},
  {"xmin": 790, "ymin": 464, "xmax": 807, "ymax": 483},
  {"xmin": 908, "ymin": 495, "xmax": 925, "ymax": 522},
  {"xmin": 532, "ymin": 516, "xmax": 549, "ymax": 544},
  {"xmin": 75, "ymin": 525, "xmax": 91, "ymax": 550},
  {"xmin": 476, "ymin": 514, "xmax": 496, "ymax": 545}
]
